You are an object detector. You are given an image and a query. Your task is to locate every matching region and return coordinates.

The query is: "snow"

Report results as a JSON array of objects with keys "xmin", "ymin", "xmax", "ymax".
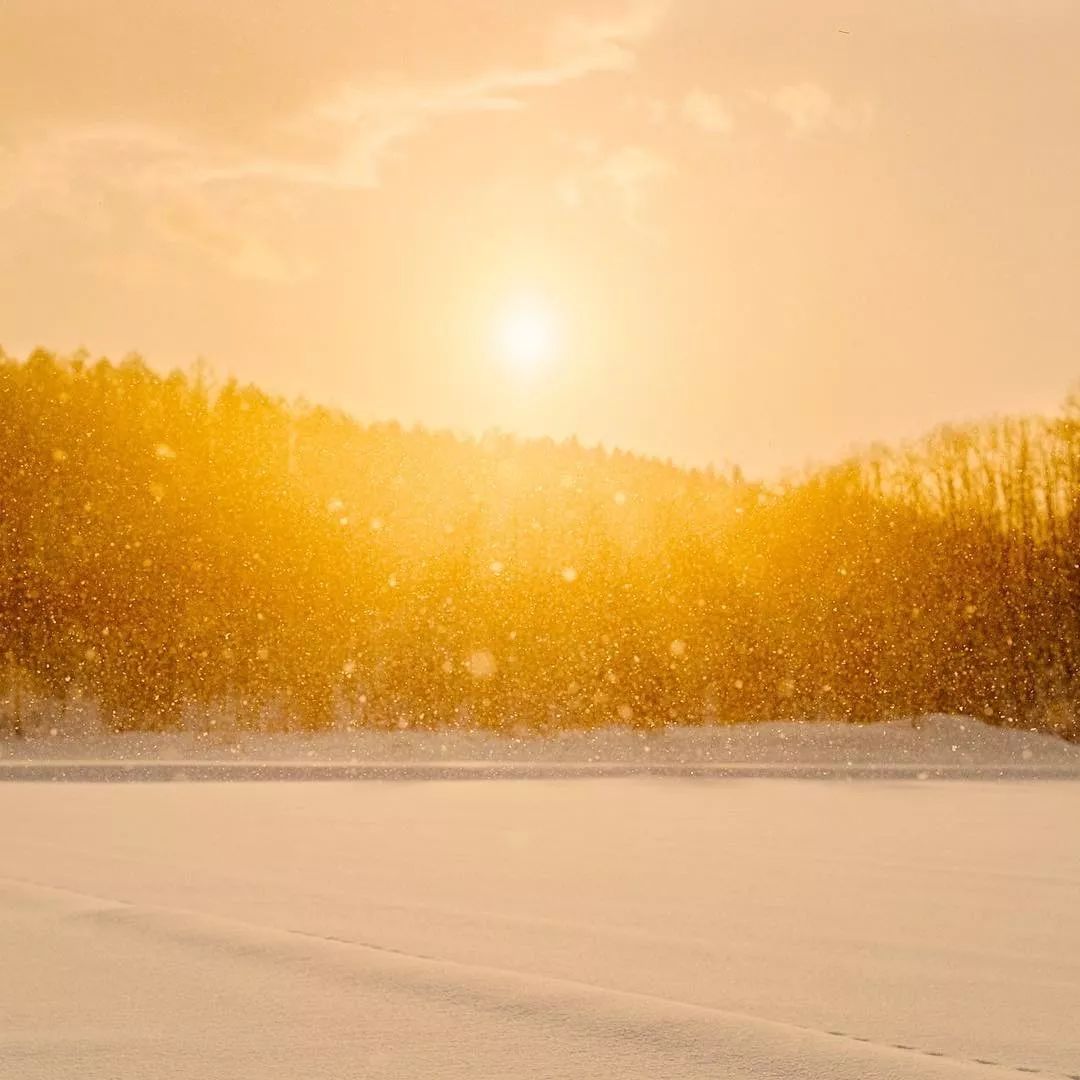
[
  {"xmin": 2, "ymin": 777, "xmax": 1079, "ymax": 1078},
  {"xmin": 3, "ymin": 714, "xmax": 1080, "ymax": 777}
]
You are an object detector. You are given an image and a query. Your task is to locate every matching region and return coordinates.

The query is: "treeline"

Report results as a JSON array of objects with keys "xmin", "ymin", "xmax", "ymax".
[{"xmin": 1, "ymin": 348, "xmax": 1078, "ymax": 738}]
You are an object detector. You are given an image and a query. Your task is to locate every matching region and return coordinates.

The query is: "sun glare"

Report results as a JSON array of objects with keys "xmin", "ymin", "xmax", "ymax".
[{"xmin": 496, "ymin": 298, "xmax": 557, "ymax": 377}]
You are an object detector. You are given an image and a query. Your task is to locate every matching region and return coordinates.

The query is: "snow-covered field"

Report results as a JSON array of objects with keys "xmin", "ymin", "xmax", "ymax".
[{"xmin": 2, "ymin": 775, "xmax": 1079, "ymax": 1078}]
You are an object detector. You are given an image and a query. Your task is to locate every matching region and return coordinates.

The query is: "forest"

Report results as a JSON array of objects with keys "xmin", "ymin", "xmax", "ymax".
[{"xmin": 2, "ymin": 347, "xmax": 1078, "ymax": 739}]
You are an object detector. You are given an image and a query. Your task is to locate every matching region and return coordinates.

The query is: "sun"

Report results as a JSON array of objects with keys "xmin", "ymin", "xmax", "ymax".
[{"xmin": 496, "ymin": 297, "xmax": 557, "ymax": 377}]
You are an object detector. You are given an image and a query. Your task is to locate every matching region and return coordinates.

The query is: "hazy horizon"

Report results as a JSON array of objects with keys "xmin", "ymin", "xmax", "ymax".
[
  {"xmin": 3, "ymin": 1, "xmax": 1079, "ymax": 473},
  {"xmin": 8, "ymin": 343, "xmax": 1080, "ymax": 481}
]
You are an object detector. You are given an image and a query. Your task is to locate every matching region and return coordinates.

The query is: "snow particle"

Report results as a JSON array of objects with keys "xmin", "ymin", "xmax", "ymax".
[{"xmin": 466, "ymin": 650, "xmax": 498, "ymax": 679}]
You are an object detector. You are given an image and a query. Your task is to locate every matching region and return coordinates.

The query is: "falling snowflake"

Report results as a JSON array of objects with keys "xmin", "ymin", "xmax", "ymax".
[{"xmin": 466, "ymin": 650, "xmax": 497, "ymax": 678}]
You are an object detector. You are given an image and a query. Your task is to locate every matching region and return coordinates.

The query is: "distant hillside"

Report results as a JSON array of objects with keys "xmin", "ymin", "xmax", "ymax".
[{"xmin": 1, "ymin": 348, "xmax": 1078, "ymax": 739}]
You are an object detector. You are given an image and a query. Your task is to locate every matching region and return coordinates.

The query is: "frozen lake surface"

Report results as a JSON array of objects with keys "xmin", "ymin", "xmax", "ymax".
[{"xmin": 2, "ymin": 778, "xmax": 1079, "ymax": 1079}]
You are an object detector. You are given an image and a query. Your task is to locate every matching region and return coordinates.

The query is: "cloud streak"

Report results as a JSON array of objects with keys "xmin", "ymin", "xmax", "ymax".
[{"xmin": 305, "ymin": 0, "xmax": 668, "ymax": 189}]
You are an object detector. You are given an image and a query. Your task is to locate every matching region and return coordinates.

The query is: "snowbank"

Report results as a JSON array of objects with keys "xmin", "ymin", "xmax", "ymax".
[{"xmin": 3, "ymin": 715, "xmax": 1079, "ymax": 772}]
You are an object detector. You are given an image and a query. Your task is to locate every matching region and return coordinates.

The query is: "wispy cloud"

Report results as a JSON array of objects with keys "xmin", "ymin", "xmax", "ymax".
[
  {"xmin": 766, "ymin": 83, "xmax": 874, "ymax": 135},
  {"xmin": 600, "ymin": 145, "xmax": 672, "ymax": 219},
  {"xmin": 557, "ymin": 140, "xmax": 671, "ymax": 236},
  {"xmin": 681, "ymin": 90, "xmax": 734, "ymax": 135},
  {"xmin": 155, "ymin": 200, "xmax": 312, "ymax": 284},
  {"xmin": 0, "ymin": 0, "xmax": 670, "ymax": 277},
  {"xmin": 306, "ymin": 0, "xmax": 668, "ymax": 189},
  {"xmin": 0, "ymin": 126, "xmax": 311, "ymax": 282}
]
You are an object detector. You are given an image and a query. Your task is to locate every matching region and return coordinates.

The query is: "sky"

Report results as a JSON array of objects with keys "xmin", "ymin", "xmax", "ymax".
[{"xmin": 2, "ymin": 0, "xmax": 1078, "ymax": 476}]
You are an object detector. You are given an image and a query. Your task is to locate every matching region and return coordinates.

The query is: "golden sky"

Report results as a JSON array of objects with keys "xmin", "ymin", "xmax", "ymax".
[{"xmin": 2, "ymin": 0, "xmax": 1078, "ymax": 474}]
